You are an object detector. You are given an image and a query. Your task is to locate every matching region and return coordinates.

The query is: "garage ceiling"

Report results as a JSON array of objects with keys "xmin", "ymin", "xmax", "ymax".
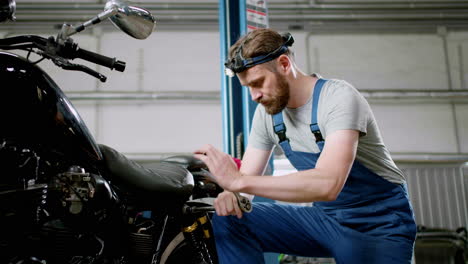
[{"xmin": 3, "ymin": 0, "xmax": 468, "ymax": 32}]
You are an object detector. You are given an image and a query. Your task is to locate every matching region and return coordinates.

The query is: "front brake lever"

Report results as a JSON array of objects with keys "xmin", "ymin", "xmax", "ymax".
[{"xmin": 52, "ymin": 57, "xmax": 107, "ymax": 82}]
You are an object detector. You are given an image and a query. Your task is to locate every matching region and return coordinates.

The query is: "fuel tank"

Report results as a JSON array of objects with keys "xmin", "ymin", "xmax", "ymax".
[{"xmin": 0, "ymin": 51, "xmax": 102, "ymax": 164}]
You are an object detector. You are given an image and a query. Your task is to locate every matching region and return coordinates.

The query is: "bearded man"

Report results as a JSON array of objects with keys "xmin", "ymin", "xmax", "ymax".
[{"xmin": 195, "ymin": 28, "xmax": 416, "ymax": 264}]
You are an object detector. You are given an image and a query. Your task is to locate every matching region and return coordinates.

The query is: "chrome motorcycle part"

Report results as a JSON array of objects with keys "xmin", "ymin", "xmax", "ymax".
[
  {"xmin": 0, "ymin": 0, "xmax": 15, "ymax": 22},
  {"xmin": 105, "ymin": 0, "xmax": 156, "ymax": 39},
  {"xmin": 57, "ymin": 0, "xmax": 155, "ymax": 40},
  {"xmin": 57, "ymin": 166, "xmax": 94, "ymax": 215}
]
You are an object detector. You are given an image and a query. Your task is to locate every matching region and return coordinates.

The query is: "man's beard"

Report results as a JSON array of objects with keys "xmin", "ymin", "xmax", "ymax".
[{"xmin": 259, "ymin": 73, "xmax": 290, "ymax": 115}]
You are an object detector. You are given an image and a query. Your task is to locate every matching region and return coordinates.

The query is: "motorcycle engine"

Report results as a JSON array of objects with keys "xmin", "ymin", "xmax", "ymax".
[
  {"xmin": 0, "ymin": 140, "xmax": 41, "ymax": 190},
  {"xmin": 0, "ymin": 141, "xmax": 116, "ymax": 262},
  {"xmin": 0, "ymin": 142, "xmax": 49, "ymax": 259},
  {"xmin": 34, "ymin": 165, "xmax": 119, "ymax": 262},
  {"xmin": 54, "ymin": 165, "xmax": 96, "ymax": 215},
  {"xmin": 0, "ymin": 141, "xmax": 162, "ymax": 263}
]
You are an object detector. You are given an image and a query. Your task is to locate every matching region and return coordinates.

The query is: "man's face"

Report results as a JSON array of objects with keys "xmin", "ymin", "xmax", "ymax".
[{"xmin": 238, "ymin": 65, "xmax": 290, "ymax": 115}]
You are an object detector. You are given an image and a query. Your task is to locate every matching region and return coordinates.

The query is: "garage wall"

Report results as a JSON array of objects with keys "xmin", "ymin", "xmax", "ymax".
[
  {"xmin": 301, "ymin": 31, "xmax": 468, "ymax": 155},
  {"xmin": 1, "ymin": 29, "xmax": 467, "ymax": 159}
]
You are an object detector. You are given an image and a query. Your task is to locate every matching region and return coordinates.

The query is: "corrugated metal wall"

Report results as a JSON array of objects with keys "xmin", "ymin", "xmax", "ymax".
[
  {"xmin": 400, "ymin": 162, "xmax": 468, "ymax": 264},
  {"xmin": 400, "ymin": 163, "xmax": 468, "ymax": 230}
]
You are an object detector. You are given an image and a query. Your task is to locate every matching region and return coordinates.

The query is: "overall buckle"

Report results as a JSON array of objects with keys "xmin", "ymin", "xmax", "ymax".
[
  {"xmin": 312, "ymin": 130, "xmax": 324, "ymax": 142},
  {"xmin": 274, "ymin": 123, "xmax": 289, "ymax": 143}
]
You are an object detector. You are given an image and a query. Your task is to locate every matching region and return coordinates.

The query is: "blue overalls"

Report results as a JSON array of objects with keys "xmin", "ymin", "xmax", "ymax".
[{"xmin": 213, "ymin": 79, "xmax": 417, "ymax": 264}]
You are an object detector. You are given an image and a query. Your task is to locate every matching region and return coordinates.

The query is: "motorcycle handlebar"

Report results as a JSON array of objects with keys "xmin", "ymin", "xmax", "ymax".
[
  {"xmin": 184, "ymin": 205, "xmax": 215, "ymax": 214},
  {"xmin": 0, "ymin": 35, "xmax": 126, "ymax": 72},
  {"xmin": 75, "ymin": 47, "xmax": 126, "ymax": 72}
]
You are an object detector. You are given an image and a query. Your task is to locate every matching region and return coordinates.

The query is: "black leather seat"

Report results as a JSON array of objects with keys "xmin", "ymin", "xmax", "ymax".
[
  {"xmin": 162, "ymin": 155, "xmax": 208, "ymax": 171},
  {"xmin": 98, "ymin": 144, "xmax": 194, "ymax": 207}
]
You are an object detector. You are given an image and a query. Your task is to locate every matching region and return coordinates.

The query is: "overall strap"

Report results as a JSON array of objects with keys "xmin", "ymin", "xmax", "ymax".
[
  {"xmin": 310, "ymin": 79, "xmax": 328, "ymax": 142},
  {"xmin": 272, "ymin": 112, "xmax": 288, "ymax": 143}
]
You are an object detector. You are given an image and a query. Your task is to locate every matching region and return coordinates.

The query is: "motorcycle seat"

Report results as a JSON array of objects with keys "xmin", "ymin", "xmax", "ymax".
[
  {"xmin": 161, "ymin": 155, "xmax": 208, "ymax": 171},
  {"xmin": 98, "ymin": 144, "xmax": 194, "ymax": 205}
]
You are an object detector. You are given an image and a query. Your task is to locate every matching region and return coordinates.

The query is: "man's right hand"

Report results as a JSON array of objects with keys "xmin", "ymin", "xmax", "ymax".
[{"xmin": 214, "ymin": 191, "xmax": 243, "ymax": 219}]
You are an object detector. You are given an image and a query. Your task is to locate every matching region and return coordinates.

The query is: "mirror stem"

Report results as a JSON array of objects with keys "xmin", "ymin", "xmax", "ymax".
[{"xmin": 57, "ymin": 7, "xmax": 118, "ymax": 41}]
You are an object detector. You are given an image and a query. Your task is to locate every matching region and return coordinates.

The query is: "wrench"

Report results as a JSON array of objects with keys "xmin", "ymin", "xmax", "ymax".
[
  {"xmin": 199, "ymin": 168, "xmax": 253, "ymax": 213},
  {"xmin": 233, "ymin": 192, "xmax": 253, "ymax": 213}
]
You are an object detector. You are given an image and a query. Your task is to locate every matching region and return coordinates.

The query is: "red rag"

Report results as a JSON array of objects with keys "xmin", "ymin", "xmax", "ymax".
[{"xmin": 232, "ymin": 157, "xmax": 241, "ymax": 169}]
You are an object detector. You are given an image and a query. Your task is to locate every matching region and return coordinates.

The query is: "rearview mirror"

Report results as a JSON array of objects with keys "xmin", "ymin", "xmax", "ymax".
[
  {"xmin": 0, "ymin": 0, "xmax": 16, "ymax": 23},
  {"xmin": 105, "ymin": 0, "xmax": 156, "ymax": 40},
  {"xmin": 58, "ymin": 0, "xmax": 156, "ymax": 41}
]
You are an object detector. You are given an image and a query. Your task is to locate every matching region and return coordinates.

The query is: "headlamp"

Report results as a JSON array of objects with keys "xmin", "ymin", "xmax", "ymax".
[{"xmin": 224, "ymin": 32, "xmax": 294, "ymax": 77}]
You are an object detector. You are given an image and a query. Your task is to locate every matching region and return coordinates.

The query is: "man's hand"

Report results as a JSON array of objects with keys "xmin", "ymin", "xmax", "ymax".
[
  {"xmin": 214, "ymin": 191, "xmax": 243, "ymax": 219},
  {"xmin": 194, "ymin": 144, "xmax": 242, "ymax": 192}
]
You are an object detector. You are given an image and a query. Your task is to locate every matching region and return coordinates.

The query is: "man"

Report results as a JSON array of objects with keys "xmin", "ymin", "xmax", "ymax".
[{"xmin": 194, "ymin": 29, "xmax": 416, "ymax": 264}]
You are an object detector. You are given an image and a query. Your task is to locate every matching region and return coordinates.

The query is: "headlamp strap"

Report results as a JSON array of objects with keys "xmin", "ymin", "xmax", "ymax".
[
  {"xmin": 225, "ymin": 32, "xmax": 294, "ymax": 76},
  {"xmin": 242, "ymin": 45, "xmax": 289, "ymax": 69}
]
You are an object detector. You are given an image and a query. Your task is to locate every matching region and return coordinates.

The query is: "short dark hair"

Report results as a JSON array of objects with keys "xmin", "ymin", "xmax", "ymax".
[{"xmin": 228, "ymin": 28, "xmax": 289, "ymax": 61}]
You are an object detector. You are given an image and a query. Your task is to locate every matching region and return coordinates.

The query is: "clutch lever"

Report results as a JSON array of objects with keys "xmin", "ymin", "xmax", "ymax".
[{"xmin": 52, "ymin": 56, "xmax": 107, "ymax": 82}]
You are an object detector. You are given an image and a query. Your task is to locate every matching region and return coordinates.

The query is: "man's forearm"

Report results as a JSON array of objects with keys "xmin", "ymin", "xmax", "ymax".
[{"xmin": 233, "ymin": 169, "xmax": 342, "ymax": 203}]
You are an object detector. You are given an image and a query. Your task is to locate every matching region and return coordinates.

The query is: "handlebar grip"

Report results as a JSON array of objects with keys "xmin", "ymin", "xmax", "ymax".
[{"xmin": 75, "ymin": 48, "xmax": 126, "ymax": 72}]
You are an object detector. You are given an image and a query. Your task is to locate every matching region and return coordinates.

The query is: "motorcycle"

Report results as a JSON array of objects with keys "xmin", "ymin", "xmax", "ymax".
[{"xmin": 0, "ymin": 0, "xmax": 247, "ymax": 263}]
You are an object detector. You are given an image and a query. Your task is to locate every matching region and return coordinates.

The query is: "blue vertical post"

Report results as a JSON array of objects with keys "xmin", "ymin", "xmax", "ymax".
[
  {"xmin": 219, "ymin": 0, "xmax": 262, "ymax": 158},
  {"xmin": 239, "ymin": 0, "xmax": 258, "ymax": 149},
  {"xmin": 219, "ymin": 0, "xmax": 245, "ymax": 158}
]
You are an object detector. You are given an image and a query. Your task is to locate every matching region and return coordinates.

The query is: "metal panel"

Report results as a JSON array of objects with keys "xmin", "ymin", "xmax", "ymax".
[
  {"xmin": 401, "ymin": 164, "xmax": 468, "ymax": 230},
  {"xmin": 98, "ymin": 102, "xmax": 223, "ymax": 154},
  {"xmin": 99, "ymin": 31, "xmax": 221, "ymax": 93},
  {"xmin": 318, "ymin": 0, "xmax": 467, "ymax": 2},
  {"xmin": 306, "ymin": 34, "xmax": 448, "ymax": 90},
  {"xmin": 371, "ymin": 104, "xmax": 460, "ymax": 153}
]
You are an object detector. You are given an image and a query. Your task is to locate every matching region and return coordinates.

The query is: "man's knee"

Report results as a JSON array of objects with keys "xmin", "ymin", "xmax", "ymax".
[{"xmin": 212, "ymin": 214, "xmax": 237, "ymax": 237}]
